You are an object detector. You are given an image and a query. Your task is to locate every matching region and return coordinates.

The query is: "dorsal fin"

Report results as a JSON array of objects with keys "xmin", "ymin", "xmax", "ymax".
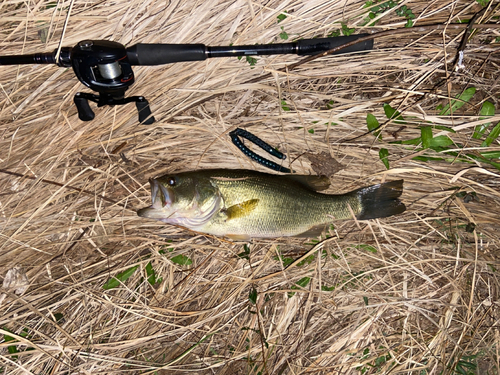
[{"xmin": 280, "ymin": 175, "xmax": 331, "ymax": 191}]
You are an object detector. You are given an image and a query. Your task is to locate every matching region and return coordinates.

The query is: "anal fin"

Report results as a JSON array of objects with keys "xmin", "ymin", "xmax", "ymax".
[
  {"xmin": 295, "ymin": 224, "xmax": 327, "ymax": 238},
  {"xmin": 226, "ymin": 234, "xmax": 251, "ymax": 241}
]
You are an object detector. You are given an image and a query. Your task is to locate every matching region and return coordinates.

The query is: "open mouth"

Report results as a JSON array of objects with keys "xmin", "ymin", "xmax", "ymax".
[
  {"xmin": 150, "ymin": 178, "xmax": 172, "ymax": 209},
  {"xmin": 137, "ymin": 179, "xmax": 172, "ymax": 219}
]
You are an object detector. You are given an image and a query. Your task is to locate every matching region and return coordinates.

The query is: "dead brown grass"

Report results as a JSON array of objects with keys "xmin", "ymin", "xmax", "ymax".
[{"xmin": 1, "ymin": 0, "xmax": 500, "ymax": 374}]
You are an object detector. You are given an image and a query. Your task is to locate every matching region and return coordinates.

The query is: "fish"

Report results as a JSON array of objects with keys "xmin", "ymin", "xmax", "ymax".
[{"xmin": 137, "ymin": 169, "xmax": 406, "ymax": 240}]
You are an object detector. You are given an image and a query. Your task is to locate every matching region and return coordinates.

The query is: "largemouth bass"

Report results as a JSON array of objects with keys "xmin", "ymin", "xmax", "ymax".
[{"xmin": 137, "ymin": 169, "xmax": 405, "ymax": 240}]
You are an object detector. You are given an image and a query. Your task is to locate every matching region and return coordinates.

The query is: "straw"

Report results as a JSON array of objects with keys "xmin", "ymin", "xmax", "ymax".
[{"xmin": 1, "ymin": 0, "xmax": 499, "ymax": 373}]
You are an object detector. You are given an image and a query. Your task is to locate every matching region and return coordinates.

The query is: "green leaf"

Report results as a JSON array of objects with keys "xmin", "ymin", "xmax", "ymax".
[
  {"xmin": 279, "ymin": 256, "xmax": 294, "ymax": 267},
  {"xmin": 429, "ymin": 135, "xmax": 454, "ymax": 149},
  {"xmin": 379, "ymin": 148, "xmax": 390, "ymax": 169},
  {"xmin": 473, "ymin": 101, "xmax": 495, "ymax": 139},
  {"xmin": 412, "ymin": 155, "xmax": 446, "ymax": 162},
  {"xmin": 308, "ymin": 128, "xmax": 314, "ymax": 134},
  {"xmin": 7, "ymin": 343, "xmax": 19, "ymax": 358},
  {"xmin": 480, "ymin": 101, "xmax": 495, "ymax": 116},
  {"xmin": 53, "ymin": 313, "xmax": 64, "ymax": 322},
  {"xmin": 363, "ymin": 296, "xmax": 369, "ymax": 305},
  {"xmin": 391, "ymin": 136, "xmax": 421, "ymax": 145},
  {"xmin": 481, "ymin": 122, "xmax": 500, "ymax": 147},
  {"xmin": 480, "ymin": 151, "xmax": 500, "ymax": 159},
  {"xmin": 288, "ymin": 277, "xmax": 311, "ymax": 298},
  {"xmin": 383, "ymin": 103, "xmax": 405, "ymax": 123},
  {"xmin": 421, "ymin": 126, "xmax": 433, "ymax": 149},
  {"xmin": 103, "ymin": 265, "xmax": 139, "ymax": 290},
  {"xmin": 3, "ymin": 331, "xmax": 19, "ymax": 358},
  {"xmin": 356, "ymin": 244, "xmax": 378, "ymax": 253},
  {"xmin": 281, "ymin": 99, "xmax": 290, "ymax": 111},
  {"xmin": 328, "ymin": 29, "xmax": 341, "ymax": 37},
  {"xmin": 19, "ymin": 328, "xmax": 30, "ymax": 338},
  {"xmin": 296, "ymin": 254, "xmax": 316, "ymax": 266},
  {"xmin": 248, "ymin": 287, "xmax": 257, "ymax": 304},
  {"xmin": 145, "ymin": 261, "xmax": 162, "ymax": 285},
  {"xmin": 439, "ymin": 87, "xmax": 476, "ymax": 116},
  {"xmin": 245, "ymin": 56, "xmax": 257, "ymax": 66},
  {"xmin": 295, "ymin": 276, "xmax": 311, "ymax": 288},
  {"xmin": 171, "ymin": 254, "xmax": 192, "ymax": 266},
  {"xmin": 238, "ymin": 244, "xmax": 251, "ymax": 260},
  {"xmin": 433, "ymin": 125, "xmax": 456, "ymax": 133},
  {"xmin": 277, "ymin": 13, "xmax": 287, "ymax": 23},
  {"xmin": 321, "ymin": 285, "xmax": 335, "ymax": 291},
  {"xmin": 366, "ymin": 113, "xmax": 380, "ymax": 136},
  {"xmin": 341, "ymin": 23, "xmax": 355, "ymax": 36},
  {"xmin": 279, "ymin": 26, "xmax": 288, "ymax": 40}
]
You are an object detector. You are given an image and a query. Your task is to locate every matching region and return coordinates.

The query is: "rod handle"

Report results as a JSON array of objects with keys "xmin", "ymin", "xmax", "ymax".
[{"xmin": 127, "ymin": 44, "xmax": 206, "ymax": 65}]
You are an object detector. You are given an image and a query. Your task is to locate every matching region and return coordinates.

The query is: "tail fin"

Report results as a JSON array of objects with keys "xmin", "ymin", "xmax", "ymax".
[{"xmin": 353, "ymin": 180, "xmax": 406, "ymax": 220}]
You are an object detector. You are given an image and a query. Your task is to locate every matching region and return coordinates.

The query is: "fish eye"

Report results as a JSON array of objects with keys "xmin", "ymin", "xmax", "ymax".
[{"xmin": 166, "ymin": 177, "xmax": 176, "ymax": 186}]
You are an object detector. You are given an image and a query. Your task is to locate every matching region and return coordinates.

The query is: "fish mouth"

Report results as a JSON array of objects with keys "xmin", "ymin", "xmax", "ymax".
[
  {"xmin": 151, "ymin": 178, "xmax": 172, "ymax": 209},
  {"xmin": 137, "ymin": 178, "xmax": 172, "ymax": 218}
]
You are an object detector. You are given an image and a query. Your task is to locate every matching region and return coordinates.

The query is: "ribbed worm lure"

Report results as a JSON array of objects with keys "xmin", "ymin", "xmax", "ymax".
[{"xmin": 229, "ymin": 128, "xmax": 291, "ymax": 173}]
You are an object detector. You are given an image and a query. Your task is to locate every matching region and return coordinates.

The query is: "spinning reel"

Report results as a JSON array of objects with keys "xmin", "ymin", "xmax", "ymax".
[{"xmin": 0, "ymin": 35, "xmax": 373, "ymax": 124}]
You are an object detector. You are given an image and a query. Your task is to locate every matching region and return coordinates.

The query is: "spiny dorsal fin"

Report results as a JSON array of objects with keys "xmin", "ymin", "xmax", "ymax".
[
  {"xmin": 226, "ymin": 199, "xmax": 259, "ymax": 220},
  {"xmin": 281, "ymin": 175, "xmax": 330, "ymax": 191}
]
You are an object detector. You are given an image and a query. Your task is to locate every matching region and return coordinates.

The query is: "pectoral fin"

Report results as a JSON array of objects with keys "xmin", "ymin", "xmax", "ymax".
[{"xmin": 225, "ymin": 199, "xmax": 259, "ymax": 220}]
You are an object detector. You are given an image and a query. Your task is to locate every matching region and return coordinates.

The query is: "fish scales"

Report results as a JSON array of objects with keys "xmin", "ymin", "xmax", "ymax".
[
  {"xmin": 137, "ymin": 169, "xmax": 405, "ymax": 239},
  {"xmin": 203, "ymin": 170, "xmax": 361, "ymax": 237}
]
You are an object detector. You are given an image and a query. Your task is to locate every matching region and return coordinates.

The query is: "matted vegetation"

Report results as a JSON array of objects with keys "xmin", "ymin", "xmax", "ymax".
[{"xmin": 1, "ymin": 0, "xmax": 500, "ymax": 374}]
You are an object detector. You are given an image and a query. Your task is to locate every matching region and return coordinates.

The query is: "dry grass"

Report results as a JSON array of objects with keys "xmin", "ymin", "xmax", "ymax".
[{"xmin": 1, "ymin": 0, "xmax": 500, "ymax": 374}]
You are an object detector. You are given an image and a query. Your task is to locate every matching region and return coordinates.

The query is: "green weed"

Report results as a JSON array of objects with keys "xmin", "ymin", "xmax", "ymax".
[
  {"xmin": 328, "ymin": 23, "xmax": 356, "ymax": 38},
  {"xmin": 102, "ymin": 246, "xmax": 190, "ymax": 289},
  {"xmin": 237, "ymin": 55, "xmax": 257, "ymax": 67},
  {"xmin": 288, "ymin": 276, "xmax": 311, "ymax": 298},
  {"xmin": 439, "ymin": 87, "xmax": 476, "ymax": 116},
  {"xmin": 362, "ymin": 0, "xmax": 416, "ymax": 27},
  {"xmin": 356, "ymin": 347, "xmax": 393, "ymax": 373},
  {"xmin": 238, "ymin": 243, "xmax": 251, "ymax": 260},
  {"xmin": 379, "ymin": 148, "xmax": 390, "ymax": 169},
  {"xmin": 281, "ymin": 99, "xmax": 290, "ymax": 111},
  {"xmin": 473, "ymin": 101, "xmax": 495, "ymax": 139},
  {"xmin": 371, "ymin": 93, "xmax": 500, "ymax": 172}
]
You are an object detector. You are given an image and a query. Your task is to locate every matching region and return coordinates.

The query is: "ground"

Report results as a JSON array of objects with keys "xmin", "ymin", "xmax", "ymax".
[{"xmin": 0, "ymin": 0, "xmax": 499, "ymax": 374}]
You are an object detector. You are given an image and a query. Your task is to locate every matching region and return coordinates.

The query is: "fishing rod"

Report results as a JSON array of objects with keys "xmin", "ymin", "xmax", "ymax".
[{"xmin": 0, "ymin": 36, "xmax": 373, "ymax": 124}]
